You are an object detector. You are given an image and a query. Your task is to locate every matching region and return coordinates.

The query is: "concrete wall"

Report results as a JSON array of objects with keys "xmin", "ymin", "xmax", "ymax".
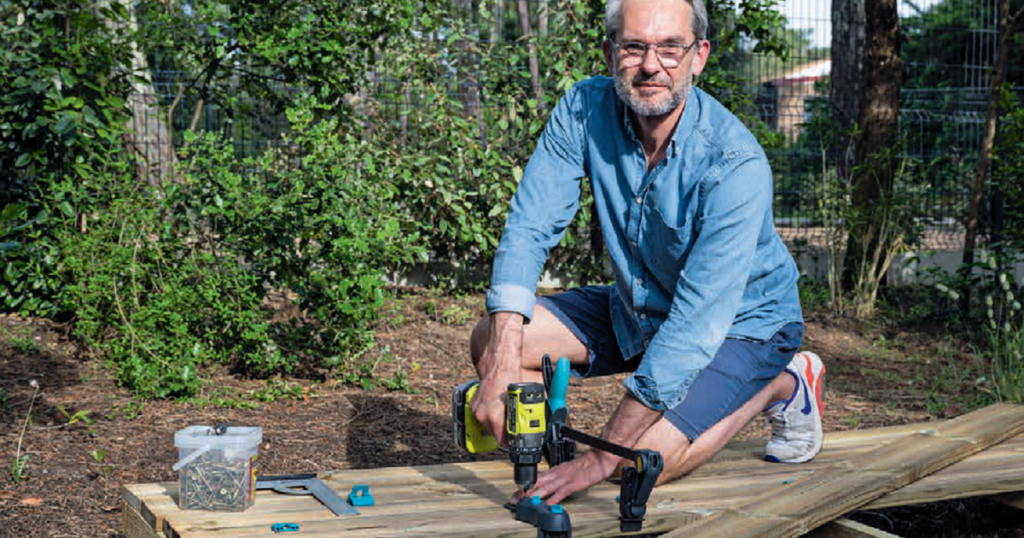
[{"xmin": 792, "ymin": 247, "xmax": 1024, "ymax": 287}]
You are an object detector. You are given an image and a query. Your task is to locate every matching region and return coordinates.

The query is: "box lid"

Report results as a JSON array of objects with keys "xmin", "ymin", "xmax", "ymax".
[{"xmin": 174, "ymin": 425, "xmax": 262, "ymax": 450}]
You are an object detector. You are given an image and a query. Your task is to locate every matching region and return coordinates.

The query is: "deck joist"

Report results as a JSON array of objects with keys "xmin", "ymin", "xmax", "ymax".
[{"xmin": 123, "ymin": 405, "xmax": 1024, "ymax": 538}]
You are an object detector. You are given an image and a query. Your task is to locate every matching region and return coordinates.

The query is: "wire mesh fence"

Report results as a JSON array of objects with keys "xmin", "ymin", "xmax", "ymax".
[{"xmin": 132, "ymin": 0, "xmax": 1023, "ymax": 254}]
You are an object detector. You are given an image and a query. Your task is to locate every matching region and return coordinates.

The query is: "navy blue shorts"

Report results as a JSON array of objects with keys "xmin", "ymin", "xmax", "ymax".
[{"xmin": 538, "ymin": 285, "xmax": 804, "ymax": 441}]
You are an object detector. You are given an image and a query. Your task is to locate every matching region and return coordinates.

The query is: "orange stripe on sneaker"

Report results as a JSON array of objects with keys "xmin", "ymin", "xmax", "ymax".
[{"xmin": 809, "ymin": 360, "xmax": 825, "ymax": 413}]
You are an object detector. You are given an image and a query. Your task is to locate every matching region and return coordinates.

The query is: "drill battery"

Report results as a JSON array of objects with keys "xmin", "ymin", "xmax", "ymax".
[{"xmin": 452, "ymin": 380, "xmax": 499, "ymax": 454}]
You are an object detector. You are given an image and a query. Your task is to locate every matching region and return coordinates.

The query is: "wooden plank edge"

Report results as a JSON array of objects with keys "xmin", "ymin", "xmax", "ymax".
[
  {"xmin": 805, "ymin": 518, "xmax": 903, "ymax": 538},
  {"xmin": 123, "ymin": 498, "xmax": 168, "ymax": 538},
  {"xmin": 660, "ymin": 403, "xmax": 1024, "ymax": 538}
]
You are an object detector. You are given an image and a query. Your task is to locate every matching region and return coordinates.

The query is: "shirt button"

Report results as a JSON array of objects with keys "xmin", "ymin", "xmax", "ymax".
[
  {"xmin": 639, "ymin": 312, "xmax": 647, "ymax": 320},
  {"xmin": 635, "ymin": 196, "xmax": 643, "ymax": 205},
  {"xmin": 631, "ymin": 240, "xmax": 638, "ymax": 248}
]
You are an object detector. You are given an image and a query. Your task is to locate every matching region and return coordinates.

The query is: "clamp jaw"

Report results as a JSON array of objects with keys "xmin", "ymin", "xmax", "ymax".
[{"xmin": 618, "ymin": 450, "xmax": 663, "ymax": 532}]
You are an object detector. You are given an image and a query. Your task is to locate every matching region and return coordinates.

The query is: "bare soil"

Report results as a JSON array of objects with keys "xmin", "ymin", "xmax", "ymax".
[{"xmin": 1, "ymin": 290, "xmax": 1022, "ymax": 537}]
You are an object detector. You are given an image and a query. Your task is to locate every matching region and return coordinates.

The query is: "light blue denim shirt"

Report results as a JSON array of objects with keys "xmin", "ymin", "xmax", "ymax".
[{"xmin": 486, "ymin": 76, "xmax": 803, "ymax": 411}]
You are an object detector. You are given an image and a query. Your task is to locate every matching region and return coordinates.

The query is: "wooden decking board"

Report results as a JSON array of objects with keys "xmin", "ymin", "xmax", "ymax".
[
  {"xmin": 660, "ymin": 403, "xmax": 1024, "ymax": 538},
  {"xmin": 124, "ymin": 405, "xmax": 1024, "ymax": 538}
]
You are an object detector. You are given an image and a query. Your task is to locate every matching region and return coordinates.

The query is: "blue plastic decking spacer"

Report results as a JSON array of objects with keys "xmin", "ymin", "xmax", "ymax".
[
  {"xmin": 271, "ymin": 523, "xmax": 300, "ymax": 533},
  {"xmin": 348, "ymin": 484, "xmax": 375, "ymax": 507}
]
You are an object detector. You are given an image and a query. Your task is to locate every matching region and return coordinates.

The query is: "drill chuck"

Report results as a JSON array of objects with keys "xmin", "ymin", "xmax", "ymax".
[{"xmin": 514, "ymin": 463, "xmax": 538, "ymax": 490}]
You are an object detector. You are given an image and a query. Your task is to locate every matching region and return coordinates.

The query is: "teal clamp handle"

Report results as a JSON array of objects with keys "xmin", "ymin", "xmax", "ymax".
[
  {"xmin": 547, "ymin": 356, "xmax": 570, "ymax": 414},
  {"xmin": 349, "ymin": 484, "xmax": 375, "ymax": 507}
]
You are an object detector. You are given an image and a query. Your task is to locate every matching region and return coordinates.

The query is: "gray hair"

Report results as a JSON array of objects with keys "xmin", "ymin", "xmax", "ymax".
[{"xmin": 605, "ymin": 0, "xmax": 708, "ymax": 42}]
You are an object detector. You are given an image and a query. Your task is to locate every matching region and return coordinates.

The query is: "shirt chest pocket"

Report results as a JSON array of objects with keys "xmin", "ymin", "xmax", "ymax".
[{"xmin": 641, "ymin": 203, "xmax": 696, "ymax": 279}]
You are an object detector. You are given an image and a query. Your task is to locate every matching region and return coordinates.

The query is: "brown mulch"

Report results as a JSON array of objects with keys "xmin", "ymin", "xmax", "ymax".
[{"xmin": 1, "ymin": 291, "xmax": 1022, "ymax": 538}]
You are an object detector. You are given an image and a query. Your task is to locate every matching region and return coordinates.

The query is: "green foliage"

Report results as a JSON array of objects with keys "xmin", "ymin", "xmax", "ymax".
[
  {"xmin": 248, "ymin": 379, "xmax": 312, "ymax": 403},
  {"xmin": 12, "ymin": 379, "xmax": 40, "ymax": 483},
  {"xmin": 797, "ymin": 279, "xmax": 831, "ymax": 312},
  {"xmin": 441, "ymin": 303, "xmax": 474, "ymax": 325},
  {"xmin": 996, "ymin": 88, "xmax": 1024, "ymax": 249},
  {"xmin": 700, "ymin": 0, "xmax": 791, "ymax": 150},
  {"xmin": 0, "ymin": 203, "xmax": 62, "ymax": 316},
  {"xmin": 10, "ymin": 455, "xmax": 30, "ymax": 483},
  {"xmin": 902, "ymin": 0, "xmax": 1024, "ymax": 89},
  {"xmin": 1, "ymin": 0, "xmax": 134, "ymax": 317},
  {"xmin": 58, "ymin": 100, "xmax": 424, "ymax": 398},
  {"xmin": 57, "ymin": 405, "xmax": 96, "ymax": 436},
  {"xmin": 1, "ymin": 0, "xmax": 134, "ymax": 180},
  {"xmin": 105, "ymin": 397, "xmax": 145, "ymax": 421},
  {"xmin": 0, "ymin": 324, "xmax": 43, "ymax": 355},
  {"xmin": 136, "ymin": 0, "xmax": 418, "ymax": 126},
  {"xmin": 933, "ymin": 248, "xmax": 1024, "ymax": 404},
  {"xmin": 979, "ymin": 254, "xmax": 1024, "ymax": 404}
]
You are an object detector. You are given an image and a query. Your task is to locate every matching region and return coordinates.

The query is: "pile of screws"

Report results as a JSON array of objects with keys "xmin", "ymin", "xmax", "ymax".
[{"xmin": 178, "ymin": 450, "xmax": 253, "ymax": 511}]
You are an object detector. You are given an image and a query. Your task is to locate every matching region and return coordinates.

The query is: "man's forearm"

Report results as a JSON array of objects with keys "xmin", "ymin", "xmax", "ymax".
[
  {"xmin": 598, "ymin": 392, "xmax": 664, "ymax": 459},
  {"xmin": 479, "ymin": 312, "xmax": 525, "ymax": 378}
]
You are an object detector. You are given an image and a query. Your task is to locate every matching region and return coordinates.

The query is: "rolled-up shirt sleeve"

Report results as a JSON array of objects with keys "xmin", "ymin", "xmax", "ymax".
[
  {"xmin": 486, "ymin": 87, "xmax": 588, "ymax": 321},
  {"xmin": 623, "ymin": 152, "xmax": 772, "ymax": 410}
]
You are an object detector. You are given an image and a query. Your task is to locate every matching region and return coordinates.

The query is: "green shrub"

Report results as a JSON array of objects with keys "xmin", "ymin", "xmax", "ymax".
[
  {"xmin": 0, "ymin": 203, "xmax": 62, "ymax": 316},
  {"xmin": 1, "ymin": 0, "xmax": 135, "ymax": 317},
  {"xmin": 59, "ymin": 98, "xmax": 425, "ymax": 398}
]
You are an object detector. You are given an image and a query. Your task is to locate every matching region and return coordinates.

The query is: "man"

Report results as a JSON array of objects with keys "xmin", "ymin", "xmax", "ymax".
[{"xmin": 469, "ymin": 0, "xmax": 824, "ymax": 505}]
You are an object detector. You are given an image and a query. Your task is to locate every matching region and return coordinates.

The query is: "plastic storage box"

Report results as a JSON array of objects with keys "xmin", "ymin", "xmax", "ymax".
[{"xmin": 173, "ymin": 425, "xmax": 262, "ymax": 511}]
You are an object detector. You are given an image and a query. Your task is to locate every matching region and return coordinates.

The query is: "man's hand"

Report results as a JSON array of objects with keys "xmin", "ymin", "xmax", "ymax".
[{"xmin": 470, "ymin": 312, "xmax": 526, "ymax": 446}]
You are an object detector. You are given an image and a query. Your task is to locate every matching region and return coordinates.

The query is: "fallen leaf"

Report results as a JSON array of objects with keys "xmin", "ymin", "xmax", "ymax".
[{"xmin": 20, "ymin": 497, "xmax": 43, "ymax": 506}]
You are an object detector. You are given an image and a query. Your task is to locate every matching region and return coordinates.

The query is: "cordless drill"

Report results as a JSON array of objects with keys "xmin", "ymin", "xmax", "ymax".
[
  {"xmin": 452, "ymin": 380, "xmax": 547, "ymax": 491},
  {"xmin": 505, "ymin": 382, "xmax": 547, "ymax": 491}
]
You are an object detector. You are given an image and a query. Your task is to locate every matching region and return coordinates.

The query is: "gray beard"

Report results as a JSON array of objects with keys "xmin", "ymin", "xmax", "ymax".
[{"xmin": 613, "ymin": 70, "xmax": 689, "ymax": 117}]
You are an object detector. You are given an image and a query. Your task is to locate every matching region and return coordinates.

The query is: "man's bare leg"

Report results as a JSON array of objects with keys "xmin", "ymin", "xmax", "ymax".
[
  {"xmin": 471, "ymin": 306, "xmax": 802, "ymax": 485},
  {"xmin": 632, "ymin": 371, "xmax": 797, "ymax": 485},
  {"xmin": 470, "ymin": 304, "xmax": 589, "ymax": 383}
]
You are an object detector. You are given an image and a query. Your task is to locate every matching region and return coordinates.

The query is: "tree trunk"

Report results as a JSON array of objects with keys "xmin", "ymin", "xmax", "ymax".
[
  {"xmin": 454, "ymin": 0, "xmax": 486, "ymax": 147},
  {"xmin": 961, "ymin": 0, "xmax": 1024, "ymax": 310},
  {"xmin": 840, "ymin": 0, "xmax": 902, "ymax": 294},
  {"xmin": 830, "ymin": 0, "xmax": 866, "ymax": 183},
  {"xmin": 539, "ymin": 0, "xmax": 549, "ymax": 37},
  {"xmin": 105, "ymin": 0, "xmax": 177, "ymax": 183},
  {"xmin": 515, "ymin": 0, "xmax": 542, "ymax": 103},
  {"xmin": 490, "ymin": 0, "xmax": 503, "ymax": 43}
]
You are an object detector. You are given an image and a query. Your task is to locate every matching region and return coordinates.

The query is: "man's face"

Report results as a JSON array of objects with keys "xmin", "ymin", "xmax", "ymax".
[{"xmin": 604, "ymin": 0, "xmax": 710, "ymax": 118}]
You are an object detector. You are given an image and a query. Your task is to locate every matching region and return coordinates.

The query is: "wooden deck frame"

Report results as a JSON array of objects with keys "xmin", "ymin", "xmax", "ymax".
[{"xmin": 123, "ymin": 405, "xmax": 1024, "ymax": 538}]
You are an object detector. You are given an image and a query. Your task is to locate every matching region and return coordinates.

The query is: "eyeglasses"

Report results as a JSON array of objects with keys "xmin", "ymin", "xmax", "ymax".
[{"xmin": 612, "ymin": 40, "xmax": 699, "ymax": 68}]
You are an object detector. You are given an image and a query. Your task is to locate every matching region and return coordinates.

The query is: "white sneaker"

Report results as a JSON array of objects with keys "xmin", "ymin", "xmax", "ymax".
[{"xmin": 763, "ymin": 351, "xmax": 825, "ymax": 463}]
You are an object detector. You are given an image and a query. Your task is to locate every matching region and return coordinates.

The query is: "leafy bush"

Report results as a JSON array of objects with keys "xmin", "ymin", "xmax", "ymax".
[
  {"xmin": 1, "ymin": 0, "xmax": 135, "ymax": 317},
  {"xmin": 0, "ymin": 203, "xmax": 61, "ymax": 316},
  {"xmin": 995, "ymin": 89, "xmax": 1024, "ymax": 249},
  {"xmin": 60, "ymin": 99, "xmax": 424, "ymax": 398}
]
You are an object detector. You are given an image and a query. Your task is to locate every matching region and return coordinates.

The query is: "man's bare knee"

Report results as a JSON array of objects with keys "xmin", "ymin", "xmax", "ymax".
[{"xmin": 469, "ymin": 316, "xmax": 490, "ymax": 368}]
